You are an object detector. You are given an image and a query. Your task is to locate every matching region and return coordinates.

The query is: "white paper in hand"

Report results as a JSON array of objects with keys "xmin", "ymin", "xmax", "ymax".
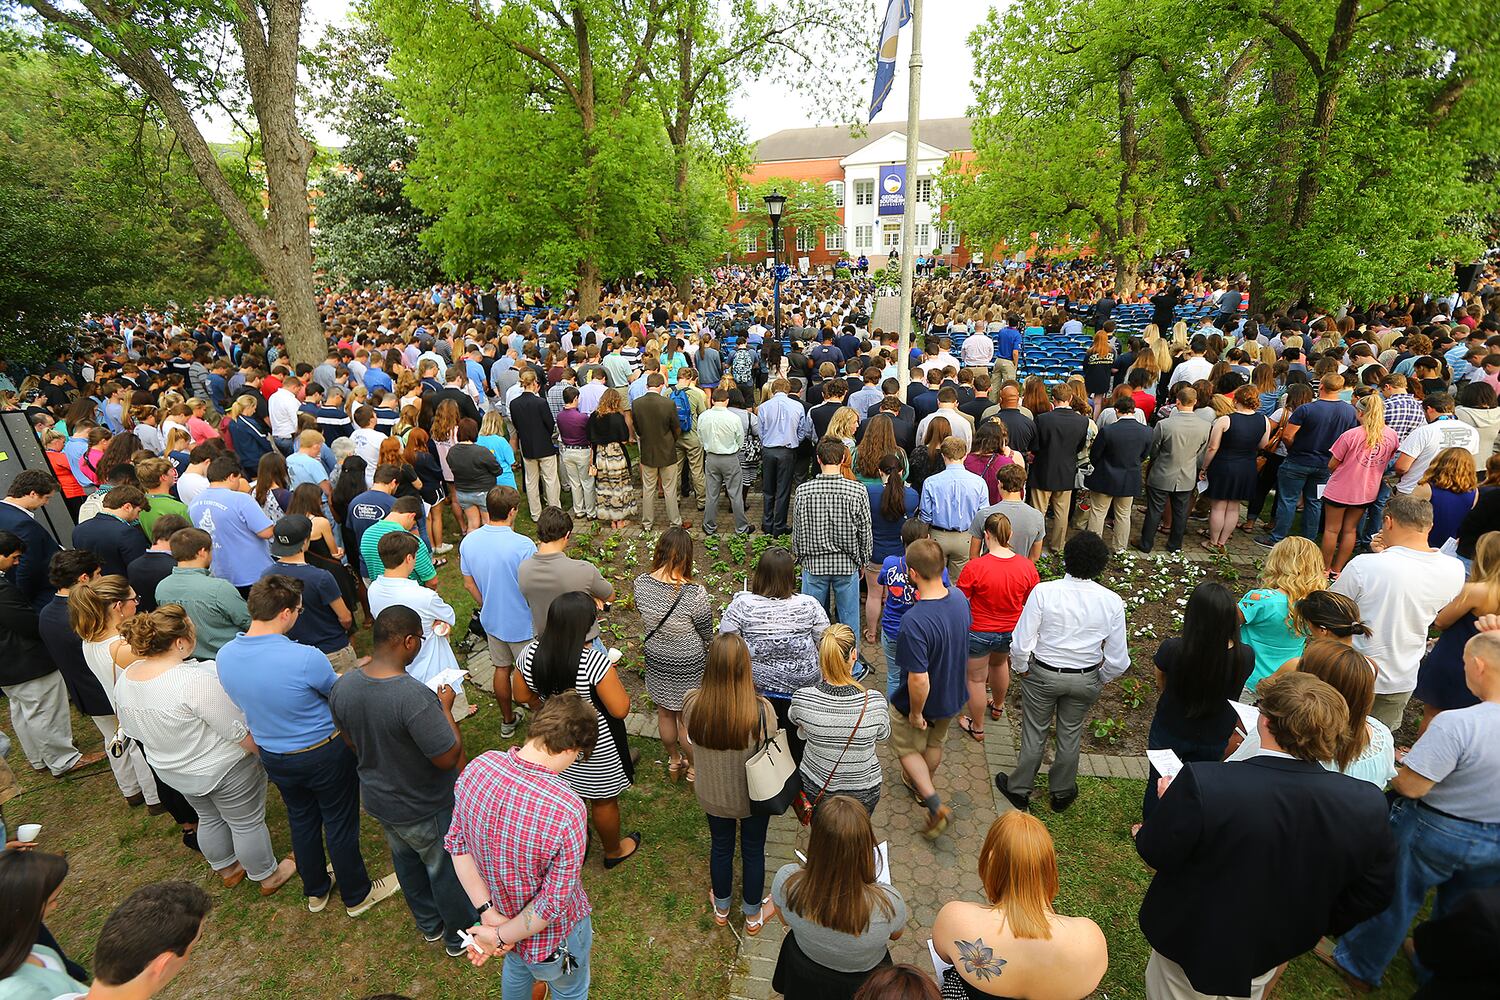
[
  {"xmin": 1146, "ymin": 748, "xmax": 1184, "ymax": 779},
  {"xmin": 929, "ymin": 939, "xmax": 954, "ymax": 979},
  {"xmin": 1228, "ymin": 699, "xmax": 1260, "ymax": 734},
  {"xmin": 425, "ymin": 668, "xmax": 469, "ymax": 693},
  {"xmin": 874, "ymin": 841, "xmax": 891, "ymax": 886}
]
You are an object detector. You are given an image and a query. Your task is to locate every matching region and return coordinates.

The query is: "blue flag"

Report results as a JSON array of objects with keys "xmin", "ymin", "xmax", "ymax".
[{"xmin": 868, "ymin": 0, "xmax": 912, "ymax": 121}]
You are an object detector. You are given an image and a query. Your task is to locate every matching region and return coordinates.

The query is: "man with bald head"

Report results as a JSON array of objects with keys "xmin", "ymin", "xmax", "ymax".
[{"xmin": 981, "ymin": 381, "xmax": 1036, "ymax": 456}]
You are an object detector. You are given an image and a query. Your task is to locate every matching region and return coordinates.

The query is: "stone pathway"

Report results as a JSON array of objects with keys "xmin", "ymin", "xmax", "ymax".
[{"xmin": 462, "ymin": 625, "xmax": 1148, "ymax": 1000}]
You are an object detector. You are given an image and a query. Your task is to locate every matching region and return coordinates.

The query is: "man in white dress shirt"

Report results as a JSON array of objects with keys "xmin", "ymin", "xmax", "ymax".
[
  {"xmin": 349, "ymin": 406, "xmax": 386, "ymax": 487},
  {"xmin": 268, "ymin": 370, "xmax": 303, "ymax": 455},
  {"xmin": 996, "ymin": 531, "xmax": 1129, "ymax": 813}
]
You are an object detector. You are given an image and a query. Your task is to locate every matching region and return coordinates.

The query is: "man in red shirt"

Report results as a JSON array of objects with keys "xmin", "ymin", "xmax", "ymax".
[{"xmin": 447, "ymin": 693, "xmax": 598, "ymax": 999}]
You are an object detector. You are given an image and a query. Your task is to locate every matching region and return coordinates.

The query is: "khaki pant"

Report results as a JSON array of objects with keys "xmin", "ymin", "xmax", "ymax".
[
  {"xmin": 640, "ymin": 462, "xmax": 681, "ymax": 530},
  {"xmin": 1087, "ymin": 493, "xmax": 1135, "ymax": 552},
  {"xmin": 930, "ymin": 528, "xmax": 972, "ymax": 580},
  {"xmin": 675, "ymin": 432, "xmax": 706, "ymax": 507},
  {"xmin": 325, "ymin": 644, "xmax": 358, "ymax": 674},
  {"xmin": 1031, "ymin": 487, "xmax": 1073, "ymax": 553},
  {"xmin": 560, "ymin": 447, "xmax": 595, "ymax": 516},
  {"xmin": 1144, "ymin": 950, "xmax": 1276, "ymax": 1000},
  {"xmin": 1370, "ymin": 690, "xmax": 1412, "ymax": 732},
  {"xmin": 522, "ymin": 455, "xmax": 561, "ymax": 514},
  {"xmin": 989, "ymin": 358, "xmax": 1018, "ymax": 396}
]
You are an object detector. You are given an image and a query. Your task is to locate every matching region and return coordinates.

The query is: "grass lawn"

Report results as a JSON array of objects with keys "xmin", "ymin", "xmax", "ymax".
[
  {"xmin": 1037, "ymin": 778, "xmax": 1418, "ymax": 1000},
  {"xmin": 2, "ymin": 501, "xmax": 1428, "ymax": 999}
]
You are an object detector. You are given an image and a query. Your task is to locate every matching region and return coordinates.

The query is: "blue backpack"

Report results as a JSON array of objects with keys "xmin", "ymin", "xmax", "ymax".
[{"xmin": 669, "ymin": 388, "xmax": 693, "ymax": 432}]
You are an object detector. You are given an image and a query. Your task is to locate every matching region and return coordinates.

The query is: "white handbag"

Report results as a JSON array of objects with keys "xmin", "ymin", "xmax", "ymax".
[{"xmin": 745, "ymin": 707, "xmax": 801, "ymax": 816}]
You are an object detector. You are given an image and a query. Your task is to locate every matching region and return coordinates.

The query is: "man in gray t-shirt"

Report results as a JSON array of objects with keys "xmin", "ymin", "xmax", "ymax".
[
  {"xmin": 328, "ymin": 606, "xmax": 475, "ymax": 953},
  {"xmin": 518, "ymin": 509, "xmax": 615, "ymax": 641},
  {"xmin": 968, "ymin": 499, "xmax": 1045, "ymax": 562},
  {"xmin": 1328, "ymin": 631, "xmax": 1500, "ymax": 988}
]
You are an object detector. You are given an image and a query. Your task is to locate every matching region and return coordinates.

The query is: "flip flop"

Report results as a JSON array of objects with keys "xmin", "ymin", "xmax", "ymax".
[{"xmin": 958, "ymin": 716, "xmax": 985, "ymax": 743}]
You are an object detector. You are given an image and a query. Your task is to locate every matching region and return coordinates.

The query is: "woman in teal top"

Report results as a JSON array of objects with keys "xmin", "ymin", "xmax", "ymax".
[
  {"xmin": 475, "ymin": 411, "xmax": 518, "ymax": 488},
  {"xmin": 1236, "ymin": 536, "xmax": 1326, "ymax": 700},
  {"xmin": 661, "ymin": 339, "xmax": 690, "ymax": 386},
  {"xmin": 0, "ymin": 852, "xmax": 86, "ymax": 1000}
]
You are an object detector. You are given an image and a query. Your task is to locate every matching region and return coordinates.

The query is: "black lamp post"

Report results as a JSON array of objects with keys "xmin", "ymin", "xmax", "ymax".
[{"xmin": 764, "ymin": 190, "xmax": 787, "ymax": 344}]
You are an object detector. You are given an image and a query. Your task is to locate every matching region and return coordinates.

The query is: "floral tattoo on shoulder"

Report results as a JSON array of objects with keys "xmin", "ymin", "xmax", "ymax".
[{"xmin": 956, "ymin": 938, "xmax": 1007, "ymax": 980}]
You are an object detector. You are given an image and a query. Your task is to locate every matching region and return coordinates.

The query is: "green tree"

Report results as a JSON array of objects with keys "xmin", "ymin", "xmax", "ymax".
[
  {"xmin": 306, "ymin": 23, "xmax": 437, "ymax": 289},
  {"xmin": 947, "ymin": 0, "xmax": 1183, "ymax": 294},
  {"xmin": 734, "ymin": 177, "xmax": 843, "ymax": 258},
  {"xmin": 9, "ymin": 0, "xmax": 327, "ymax": 362},
  {"xmin": 372, "ymin": 0, "xmax": 681, "ymax": 313}
]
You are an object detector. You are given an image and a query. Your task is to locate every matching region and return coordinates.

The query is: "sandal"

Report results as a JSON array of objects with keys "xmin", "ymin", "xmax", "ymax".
[
  {"xmin": 958, "ymin": 716, "xmax": 985, "ymax": 743},
  {"xmin": 709, "ymin": 892, "xmax": 730, "ymax": 926},
  {"xmin": 901, "ymin": 772, "xmax": 924, "ymax": 804},
  {"xmin": 686, "ymin": 766, "xmax": 695, "ymax": 784},
  {"xmin": 433, "ymin": 557, "xmax": 449, "ymax": 569},
  {"xmin": 1199, "ymin": 541, "xmax": 1225, "ymax": 554},
  {"xmin": 667, "ymin": 758, "xmax": 686, "ymax": 783},
  {"xmin": 987, "ymin": 700, "xmax": 1003, "ymax": 721},
  {"xmin": 744, "ymin": 897, "xmax": 776, "ymax": 936}
]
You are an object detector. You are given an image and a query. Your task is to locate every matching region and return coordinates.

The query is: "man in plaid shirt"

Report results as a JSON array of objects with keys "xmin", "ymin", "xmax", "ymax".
[
  {"xmin": 1361, "ymin": 373, "xmax": 1429, "ymax": 548},
  {"xmin": 791, "ymin": 437, "xmax": 874, "ymax": 659},
  {"xmin": 446, "ymin": 693, "xmax": 599, "ymax": 999}
]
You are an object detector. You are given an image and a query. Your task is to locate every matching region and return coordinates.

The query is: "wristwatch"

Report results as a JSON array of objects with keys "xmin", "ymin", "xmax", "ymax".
[{"xmin": 476, "ymin": 900, "xmax": 492, "ymax": 916}]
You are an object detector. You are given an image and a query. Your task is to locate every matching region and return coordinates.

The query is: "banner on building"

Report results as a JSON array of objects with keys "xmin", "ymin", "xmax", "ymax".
[{"xmin": 878, "ymin": 165, "xmax": 906, "ymax": 216}]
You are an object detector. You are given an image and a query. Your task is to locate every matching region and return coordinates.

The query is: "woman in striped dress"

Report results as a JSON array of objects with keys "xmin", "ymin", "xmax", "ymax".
[
  {"xmin": 789, "ymin": 624, "xmax": 890, "ymax": 817},
  {"xmin": 634, "ymin": 528, "xmax": 715, "ymax": 782},
  {"xmin": 515, "ymin": 591, "xmax": 641, "ymax": 868}
]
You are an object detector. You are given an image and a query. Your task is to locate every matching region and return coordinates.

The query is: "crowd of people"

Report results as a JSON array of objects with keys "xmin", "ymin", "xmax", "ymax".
[{"xmin": 1, "ymin": 258, "xmax": 1499, "ymax": 1000}]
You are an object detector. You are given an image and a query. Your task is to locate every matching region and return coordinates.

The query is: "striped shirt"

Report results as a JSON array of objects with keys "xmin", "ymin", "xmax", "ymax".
[{"xmin": 787, "ymin": 682, "xmax": 890, "ymax": 795}]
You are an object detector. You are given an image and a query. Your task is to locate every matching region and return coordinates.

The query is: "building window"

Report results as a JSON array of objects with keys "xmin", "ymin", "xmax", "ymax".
[
  {"xmin": 826, "ymin": 226, "xmax": 845, "ymax": 251},
  {"xmin": 914, "ymin": 178, "xmax": 933, "ymax": 204},
  {"xmin": 915, "ymin": 223, "xmax": 931, "ymax": 250},
  {"xmin": 795, "ymin": 228, "xmax": 818, "ymax": 253},
  {"xmin": 854, "ymin": 179, "xmax": 874, "ymax": 206},
  {"xmin": 826, "ymin": 181, "xmax": 844, "ymax": 207},
  {"xmin": 736, "ymin": 192, "xmax": 748, "ymax": 213},
  {"xmin": 854, "ymin": 225, "xmax": 873, "ymax": 249},
  {"xmin": 942, "ymin": 222, "xmax": 960, "ymax": 250},
  {"xmin": 740, "ymin": 230, "xmax": 758, "ymax": 253},
  {"xmin": 883, "ymin": 227, "xmax": 902, "ymax": 250}
]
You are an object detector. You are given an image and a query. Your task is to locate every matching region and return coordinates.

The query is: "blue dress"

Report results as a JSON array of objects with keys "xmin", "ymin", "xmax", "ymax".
[
  {"xmin": 867, "ymin": 483, "xmax": 919, "ymax": 563},
  {"xmin": 1206, "ymin": 412, "xmax": 1266, "ymax": 501},
  {"xmin": 1415, "ymin": 610, "xmax": 1482, "ymax": 711},
  {"xmin": 1428, "ymin": 487, "xmax": 1476, "ymax": 547}
]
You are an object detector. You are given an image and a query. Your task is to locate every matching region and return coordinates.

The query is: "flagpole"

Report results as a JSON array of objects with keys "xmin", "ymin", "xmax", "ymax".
[{"xmin": 895, "ymin": 0, "xmax": 923, "ymax": 398}]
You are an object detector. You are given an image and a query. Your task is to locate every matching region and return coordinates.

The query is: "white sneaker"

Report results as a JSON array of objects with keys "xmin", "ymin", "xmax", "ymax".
[
  {"xmin": 434, "ymin": 543, "xmax": 454, "ymax": 554},
  {"xmin": 346, "ymin": 873, "xmax": 401, "ymax": 918}
]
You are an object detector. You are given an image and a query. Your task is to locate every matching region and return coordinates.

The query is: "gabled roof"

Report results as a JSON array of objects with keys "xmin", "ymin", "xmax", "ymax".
[{"xmin": 751, "ymin": 117, "xmax": 973, "ymax": 163}]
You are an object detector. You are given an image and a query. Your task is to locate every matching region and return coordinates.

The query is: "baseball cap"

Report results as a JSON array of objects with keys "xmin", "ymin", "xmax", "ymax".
[{"xmin": 270, "ymin": 515, "xmax": 312, "ymax": 557}]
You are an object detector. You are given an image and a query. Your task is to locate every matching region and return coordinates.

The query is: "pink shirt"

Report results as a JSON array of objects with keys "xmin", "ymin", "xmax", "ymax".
[{"xmin": 1324, "ymin": 425, "xmax": 1399, "ymax": 505}]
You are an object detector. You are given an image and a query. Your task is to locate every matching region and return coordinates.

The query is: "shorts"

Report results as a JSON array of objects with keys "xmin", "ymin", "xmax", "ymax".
[
  {"xmin": 486, "ymin": 635, "xmax": 534, "ymax": 668},
  {"xmin": 889, "ymin": 709, "xmax": 952, "ymax": 757},
  {"xmin": 967, "ymin": 630, "xmax": 1012, "ymax": 656},
  {"xmin": 456, "ymin": 489, "xmax": 489, "ymax": 511},
  {"xmin": 1320, "ymin": 497, "xmax": 1371, "ymax": 512}
]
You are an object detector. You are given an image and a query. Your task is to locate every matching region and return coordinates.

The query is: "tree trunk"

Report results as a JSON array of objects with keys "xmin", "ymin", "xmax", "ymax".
[
  {"xmin": 261, "ymin": 102, "xmax": 323, "ymax": 364},
  {"xmin": 1262, "ymin": 58, "xmax": 1302, "ymax": 304},
  {"xmin": 578, "ymin": 257, "xmax": 601, "ymax": 315},
  {"xmin": 1115, "ymin": 259, "xmax": 1139, "ymax": 297}
]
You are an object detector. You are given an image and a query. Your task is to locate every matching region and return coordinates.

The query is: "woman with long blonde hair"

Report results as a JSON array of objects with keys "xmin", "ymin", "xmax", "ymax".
[
  {"xmin": 683, "ymin": 633, "xmax": 778, "ymax": 932},
  {"xmin": 1320, "ymin": 392, "xmax": 1399, "ymax": 572},
  {"xmin": 789, "ymin": 624, "xmax": 890, "ymax": 817},
  {"xmin": 1414, "ymin": 446, "xmax": 1479, "ymax": 548},
  {"xmin": 932, "ymin": 812, "xmax": 1107, "ymax": 999},
  {"xmin": 1238, "ymin": 536, "xmax": 1326, "ymax": 700}
]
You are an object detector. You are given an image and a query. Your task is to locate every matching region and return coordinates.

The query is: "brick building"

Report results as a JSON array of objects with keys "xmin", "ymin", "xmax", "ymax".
[{"xmin": 728, "ymin": 117, "xmax": 976, "ymax": 270}]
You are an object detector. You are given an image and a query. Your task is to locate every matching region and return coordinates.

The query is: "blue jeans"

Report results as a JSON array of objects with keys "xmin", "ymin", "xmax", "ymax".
[
  {"xmin": 501, "ymin": 915, "xmax": 593, "ymax": 1000},
  {"xmin": 882, "ymin": 631, "xmax": 901, "ymax": 703},
  {"xmin": 706, "ymin": 813, "xmax": 770, "ymax": 915},
  {"xmin": 258, "ymin": 738, "xmax": 371, "ymax": 905},
  {"xmin": 1334, "ymin": 799, "xmax": 1500, "ymax": 986},
  {"xmin": 1359, "ymin": 477, "xmax": 1394, "ymax": 547},
  {"xmin": 379, "ymin": 807, "xmax": 478, "ymax": 949},
  {"xmin": 802, "ymin": 571, "xmax": 860, "ymax": 657},
  {"xmin": 1270, "ymin": 457, "xmax": 1329, "ymax": 541}
]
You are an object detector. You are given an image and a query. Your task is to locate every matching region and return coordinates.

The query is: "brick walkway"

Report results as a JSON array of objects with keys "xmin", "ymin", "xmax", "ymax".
[{"xmin": 462, "ymin": 631, "xmax": 1147, "ymax": 1000}]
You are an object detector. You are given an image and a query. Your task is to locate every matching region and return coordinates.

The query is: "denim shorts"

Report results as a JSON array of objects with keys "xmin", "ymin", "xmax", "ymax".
[
  {"xmin": 967, "ymin": 630, "xmax": 1012, "ymax": 656},
  {"xmin": 456, "ymin": 489, "xmax": 488, "ymax": 510}
]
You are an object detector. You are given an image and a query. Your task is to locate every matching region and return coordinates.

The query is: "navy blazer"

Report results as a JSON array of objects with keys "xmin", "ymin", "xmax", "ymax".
[
  {"xmin": 1085, "ymin": 418, "xmax": 1152, "ymax": 497},
  {"xmin": 71, "ymin": 512, "xmax": 149, "ymax": 577},
  {"xmin": 1136, "ymin": 757, "xmax": 1395, "ymax": 997},
  {"xmin": 0, "ymin": 501, "xmax": 61, "ymax": 609}
]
